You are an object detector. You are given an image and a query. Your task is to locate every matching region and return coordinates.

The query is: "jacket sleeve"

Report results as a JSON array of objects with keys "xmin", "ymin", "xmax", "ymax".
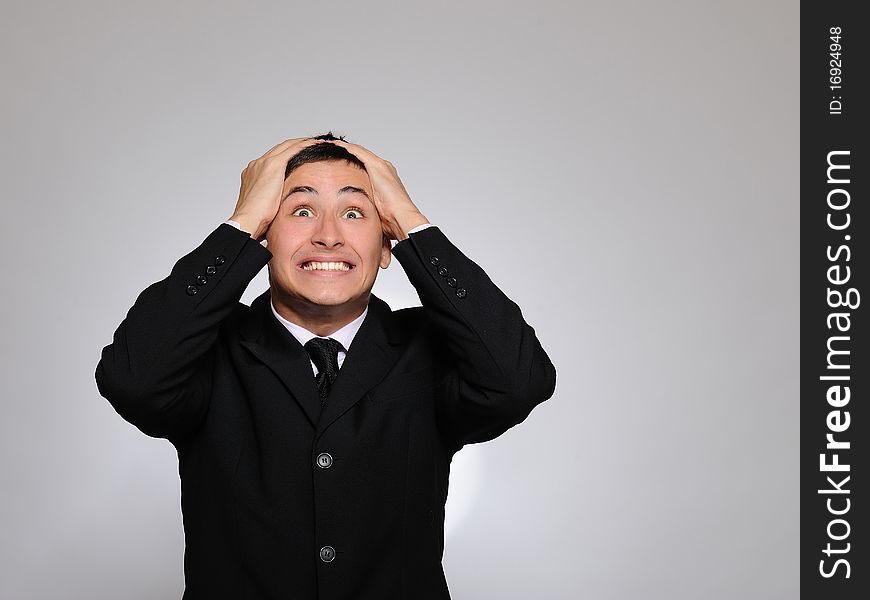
[
  {"xmin": 391, "ymin": 226, "xmax": 557, "ymax": 450},
  {"xmin": 95, "ymin": 223, "xmax": 272, "ymax": 445}
]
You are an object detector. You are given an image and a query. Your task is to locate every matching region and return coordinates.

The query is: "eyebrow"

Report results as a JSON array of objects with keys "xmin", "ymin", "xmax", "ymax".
[{"xmin": 284, "ymin": 185, "xmax": 371, "ymax": 200}]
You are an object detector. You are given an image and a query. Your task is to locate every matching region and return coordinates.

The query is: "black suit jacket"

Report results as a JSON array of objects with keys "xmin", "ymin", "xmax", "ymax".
[{"xmin": 95, "ymin": 223, "xmax": 556, "ymax": 600}]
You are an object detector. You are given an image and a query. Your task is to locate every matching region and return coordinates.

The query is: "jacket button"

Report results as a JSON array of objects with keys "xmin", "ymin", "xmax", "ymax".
[
  {"xmin": 316, "ymin": 452, "xmax": 333, "ymax": 469},
  {"xmin": 437, "ymin": 266, "xmax": 449, "ymax": 277},
  {"xmin": 186, "ymin": 285, "xmax": 198, "ymax": 296},
  {"xmin": 205, "ymin": 265, "xmax": 217, "ymax": 275},
  {"xmin": 455, "ymin": 287, "xmax": 467, "ymax": 298},
  {"xmin": 429, "ymin": 256, "xmax": 440, "ymax": 266},
  {"xmin": 320, "ymin": 546, "xmax": 336, "ymax": 563},
  {"xmin": 195, "ymin": 275, "xmax": 208, "ymax": 286},
  {"xmin": 215, "ymin": 255, "xmax": 227, "ymax": 266},
  {"xmin": 446, "ymin": 277, "xmax": 457, "ymax": 288}
]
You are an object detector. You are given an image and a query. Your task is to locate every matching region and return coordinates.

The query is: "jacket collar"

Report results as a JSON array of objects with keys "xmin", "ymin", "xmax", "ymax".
[{"xmin": 239, "ymin": 288, "xmax": 407, "ymax": 433}]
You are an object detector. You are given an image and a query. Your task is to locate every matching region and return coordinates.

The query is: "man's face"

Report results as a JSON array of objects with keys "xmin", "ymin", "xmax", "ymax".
[{"xmin": 266, "ymin": 160, "xmax": 391, "ymax": 317}]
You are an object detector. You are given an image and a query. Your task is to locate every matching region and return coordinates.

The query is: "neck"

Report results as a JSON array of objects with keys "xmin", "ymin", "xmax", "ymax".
[{"xmin": 270, "ymin": 290, "xmax": 368, "ymax": 337}]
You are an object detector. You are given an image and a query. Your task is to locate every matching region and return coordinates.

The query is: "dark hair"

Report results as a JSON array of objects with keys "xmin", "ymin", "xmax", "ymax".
[{"xmin": 284, "ymin": 131, "xmax": 366, "ymax": 178}]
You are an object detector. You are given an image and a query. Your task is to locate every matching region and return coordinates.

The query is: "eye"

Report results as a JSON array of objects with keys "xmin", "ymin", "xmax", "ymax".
[
  {"xmin": 292, "ymin": 207, "xmax": 314, "ymax": 217},
  {"xmin": 344, "ymin": 208, "xmax": 364, "ymax": 219}
]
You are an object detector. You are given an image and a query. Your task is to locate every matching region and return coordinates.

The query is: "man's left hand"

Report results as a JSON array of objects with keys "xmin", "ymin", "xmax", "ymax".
[{"xmin": 330, "ymin": 140, "xmax": 430, "ymax": 241}]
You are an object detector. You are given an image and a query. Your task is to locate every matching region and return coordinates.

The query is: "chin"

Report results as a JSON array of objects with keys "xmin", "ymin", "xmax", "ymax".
[
  {"xmin": 292, "ymin": 285, "xmax": 365, "ymax": 309},
  {"xmin": 307, "ymin": 292, "xmax": 356, "ymax": 307},
  {"xmin": 272, "ymin": 270, "xmax": 373, "ymax": 312}
]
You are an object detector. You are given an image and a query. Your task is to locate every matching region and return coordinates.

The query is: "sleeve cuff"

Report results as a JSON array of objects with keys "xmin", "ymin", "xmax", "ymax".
[
  {"xmin": 407, "ymin": 222, "xmax": 435, "ymax": 235},
  {"xmin": 224, "ymin": 219, "xmax": 268, "ymax": 247}
]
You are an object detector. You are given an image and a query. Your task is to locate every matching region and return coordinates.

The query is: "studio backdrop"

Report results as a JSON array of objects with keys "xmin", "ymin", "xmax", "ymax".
[{"xmin": 0, "ymin": 1, "xmax": 797, "ymax": 598}]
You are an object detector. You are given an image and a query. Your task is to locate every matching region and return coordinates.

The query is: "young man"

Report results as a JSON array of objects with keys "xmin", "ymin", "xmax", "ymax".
[{"xmin": 95, "ymin": 133, "xmax": 556, "ymax": 599}]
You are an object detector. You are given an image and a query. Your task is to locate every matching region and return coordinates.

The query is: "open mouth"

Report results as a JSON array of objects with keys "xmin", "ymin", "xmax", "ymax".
[{"xmin": 299, "ymin": 260, "xmax": 354, "ymax": 272}]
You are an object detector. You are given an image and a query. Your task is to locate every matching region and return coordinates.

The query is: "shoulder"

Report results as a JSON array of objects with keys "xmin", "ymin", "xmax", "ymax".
[
  {"xmin": 374, "ymin": 298, "xmax": 436, "ymax": 346},
  {"xmin": 392, "ymin": 305, "xmax": 425, "ymax": 323}
]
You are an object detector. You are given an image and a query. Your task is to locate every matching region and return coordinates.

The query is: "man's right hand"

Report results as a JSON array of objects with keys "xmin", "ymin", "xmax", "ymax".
[{"xmin": 229, "ymin": 137, "xmax": 324, "ymax": 241}]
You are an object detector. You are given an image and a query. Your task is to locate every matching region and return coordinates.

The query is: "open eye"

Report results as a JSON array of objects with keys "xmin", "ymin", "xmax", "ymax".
[
  {"xmin": 344, "ymin": 208, "xmax": 364, "ymax": 219},
  {"xmin": 292, "ymin": 207, "xmax": 314, "ymax": 217}
]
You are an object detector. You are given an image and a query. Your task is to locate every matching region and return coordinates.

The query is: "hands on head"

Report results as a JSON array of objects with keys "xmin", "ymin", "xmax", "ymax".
[
  {"xmin": 229, "ymin": 137, "xmax": 322, "ymax": 242},
  {"xmin": 326, "ymin": 139, "xmax": 429, "ymax": 241},
  {"xmin": 229, "ymin": 136, "xmax": 429, "ymax": 243},
  {"xmin": 231, "ymin": 134, "xmax": 431, "ymax": 332}
]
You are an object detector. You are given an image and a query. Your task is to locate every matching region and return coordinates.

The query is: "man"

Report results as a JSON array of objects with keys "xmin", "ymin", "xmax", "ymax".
[{"xmin": 95, "ymin": 133, "xmax": 556, "ymax": 599}]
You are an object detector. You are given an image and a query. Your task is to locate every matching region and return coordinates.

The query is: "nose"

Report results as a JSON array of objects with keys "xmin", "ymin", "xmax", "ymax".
[{"xmin": 311, "ymin": 212, "xmax": 343, "ymax": 248}]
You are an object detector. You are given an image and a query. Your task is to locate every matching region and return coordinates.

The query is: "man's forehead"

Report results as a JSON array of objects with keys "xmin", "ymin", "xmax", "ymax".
[
  {"xmin": 284, "ymin": 160, "xmax": 368, "ymax": 184},
  {"xmin": 286, "ymin": 162, "xmax": 368, "ymax": 189},
  {"xmin": 281, "ymin": 161, "xmax": 372, "ymax": 202}
]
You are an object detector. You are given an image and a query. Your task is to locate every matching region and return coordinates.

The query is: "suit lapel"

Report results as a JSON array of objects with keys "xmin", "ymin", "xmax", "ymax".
[
  {"xmin": 316, "ymin": 294, "xmax": 405, "ymax": 436},
  {"xmin": 239, "ymin": 290, "xmax": 322, "ymax": 427}
]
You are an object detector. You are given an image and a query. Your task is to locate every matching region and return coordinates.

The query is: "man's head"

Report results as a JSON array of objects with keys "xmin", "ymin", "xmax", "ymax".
[
  {"xmin": 266, "ymin": 132, "xmax": 390, "ymax": 327},
  {"xmin": 283, "ymin": 132, "xmax": 367, "ymax": 178}
]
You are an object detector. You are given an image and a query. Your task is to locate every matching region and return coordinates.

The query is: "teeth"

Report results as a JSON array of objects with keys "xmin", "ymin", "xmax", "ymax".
[{"xmin": 302, "ymin": 261, "xmax": 352, "ymax": 271}]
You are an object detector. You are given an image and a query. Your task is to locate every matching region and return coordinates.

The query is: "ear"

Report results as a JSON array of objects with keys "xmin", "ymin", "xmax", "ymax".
[{"xmin": 379, "ymin": 234, "xmax": 392, "ymax": 269}]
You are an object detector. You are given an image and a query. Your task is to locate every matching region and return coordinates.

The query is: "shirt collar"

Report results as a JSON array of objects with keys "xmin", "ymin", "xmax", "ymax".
[{"xmin": 270, "ymin": 298, "xmax": 368, "ymax": 352}]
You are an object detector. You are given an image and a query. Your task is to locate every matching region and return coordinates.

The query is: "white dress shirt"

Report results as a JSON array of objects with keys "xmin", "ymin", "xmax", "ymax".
[{"xmin": 270, "ymin": 302, "xmax": 367, "ymax": 376}]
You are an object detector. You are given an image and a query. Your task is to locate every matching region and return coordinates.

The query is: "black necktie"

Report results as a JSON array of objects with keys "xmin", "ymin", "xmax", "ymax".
[{"xmin": 304, "ymin": 337, "xmax": 344, "ymax": 405}]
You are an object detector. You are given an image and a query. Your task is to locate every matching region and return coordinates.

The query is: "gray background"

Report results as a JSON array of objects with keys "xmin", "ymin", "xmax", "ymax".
[{"xmin": 0, "ymin": 0, "xmax": 798, "ymax": 598}]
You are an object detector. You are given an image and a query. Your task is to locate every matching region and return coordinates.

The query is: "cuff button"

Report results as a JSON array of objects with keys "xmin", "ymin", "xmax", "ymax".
[
  {"xmin": 455, "ymin": 287, "xmax": 467, "ymax": 298},
  {"xmin": 429, "ymin": 256, "xmax": 440, "ymax": 266},
  {"xmin": 205, "ymin": 265, "xmax": 217, "ymax": 275},
  {"xmin": 446, "ymin": 277, "xmax": 457, "ymax": 288},
  {"xmin": 186, "ymin": 285, "xmax": 198, "ymax": 296},
  {"xmin": 195, "ymin": 275, "xmax": 208, "ymax": 286},
  {"xmin": 437, "ymin": 266, "xmax": 449, "ymax": 277},
  {"xmin": 215, "ymin": 255, "xmax": 227, "ymax": 266}
]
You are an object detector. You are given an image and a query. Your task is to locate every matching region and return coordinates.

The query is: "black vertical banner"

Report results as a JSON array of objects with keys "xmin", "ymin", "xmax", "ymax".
[{"xmin": 802, "ymin": 2, "xmax": 869, "ymax": 599}]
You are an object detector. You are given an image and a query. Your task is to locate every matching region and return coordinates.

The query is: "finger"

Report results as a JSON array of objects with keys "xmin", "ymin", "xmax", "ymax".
[
  {"xmin": 324, "ymin": 139, "xmax": 386, "ymax": 192},
  {"xmin": 260, "ymin": 138, "xmax": 304, "ymax": 158},
  {"xmin": 263, "ymin": 137, "xmax": 323, "ymax": 159},
  {"xmin": 328, "ymin": 139, "xmax": 385, "ymax": 165}
]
